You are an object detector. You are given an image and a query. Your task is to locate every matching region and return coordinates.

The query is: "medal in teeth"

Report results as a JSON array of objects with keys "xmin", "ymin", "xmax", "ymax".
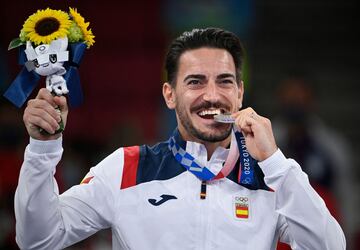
[
  {"xmin": 214, "ymin": 113, "xmax": 235, "ymax": 123},
  {"xmin": 199, "ymin": 109, "xmax": 221, "ymax": 116}
]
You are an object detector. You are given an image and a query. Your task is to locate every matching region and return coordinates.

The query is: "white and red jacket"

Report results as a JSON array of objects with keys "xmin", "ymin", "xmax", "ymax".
[{"xmin": 15, "ymin": 131, "xmax": 346, "ymax": 249}]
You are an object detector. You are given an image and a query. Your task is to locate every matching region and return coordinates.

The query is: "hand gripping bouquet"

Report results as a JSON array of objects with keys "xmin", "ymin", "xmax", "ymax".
[{"xmin": 4, "ymin": 7, "xmax": 94, "ymax": 133}]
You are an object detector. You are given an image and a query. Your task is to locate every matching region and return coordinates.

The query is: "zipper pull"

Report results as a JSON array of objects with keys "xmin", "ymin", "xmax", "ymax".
[{"xmin": 200, "ymin": 181, "xmax": 207, "ymax": 200}]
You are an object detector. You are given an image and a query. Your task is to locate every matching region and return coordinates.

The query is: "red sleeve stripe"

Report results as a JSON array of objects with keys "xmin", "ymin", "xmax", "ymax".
[
  {"xmin": 81, "ymin": 176, "xmax": 94, "ymax": 184},
  {"xmin": 120, "ymin": 146, "xmax": 140, "ymax": 189}
]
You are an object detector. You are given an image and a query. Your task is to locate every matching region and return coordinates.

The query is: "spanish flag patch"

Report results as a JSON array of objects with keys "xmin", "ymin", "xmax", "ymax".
[{"xmin": 234, "ymin": 196, "xmax": 250, "ymax": 220}]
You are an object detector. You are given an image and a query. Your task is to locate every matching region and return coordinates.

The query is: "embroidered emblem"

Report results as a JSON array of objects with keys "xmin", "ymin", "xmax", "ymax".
[{"xmin": 234, "ymin": 196, "xmax": 250, "ymax": 219}]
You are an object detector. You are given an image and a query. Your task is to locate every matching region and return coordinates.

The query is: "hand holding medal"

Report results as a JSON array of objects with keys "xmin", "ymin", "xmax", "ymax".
[
  {"xmin": 214, "ymin": 108, "xmax": 278, "ymax": 161},
  {"xmin": 4, "ymin": 7, "xmax": 94, "ymax": 136}
]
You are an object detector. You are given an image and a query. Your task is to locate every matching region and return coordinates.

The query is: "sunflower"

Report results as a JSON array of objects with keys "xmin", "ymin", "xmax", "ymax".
[
  {"xmin": 21, "ymin": 8, "xmax": 71, "ymax": 45},
  {"xmin": 69, "ymin": 7, "xmax": 95, "ymax": 48}
]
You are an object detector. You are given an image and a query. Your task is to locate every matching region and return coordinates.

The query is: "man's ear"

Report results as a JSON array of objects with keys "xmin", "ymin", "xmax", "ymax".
[{"xmin": 162, "ymin": 82, "xmax": 176, "ymax": 109}]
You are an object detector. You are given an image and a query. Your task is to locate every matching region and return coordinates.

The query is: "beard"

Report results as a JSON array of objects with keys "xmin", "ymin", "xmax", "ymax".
[{"xmin": 175, "ymin": 99, "xmax": 232, "ymax": 143}]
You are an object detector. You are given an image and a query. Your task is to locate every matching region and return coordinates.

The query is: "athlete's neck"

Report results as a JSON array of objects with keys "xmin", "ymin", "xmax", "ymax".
[
  {"xmin": 178, "ymin": 130, "xmax": 231, "ymax": 160},
  {"xmin": 202, "ymin": 138, "xmax": 231, "ymax": 160}
]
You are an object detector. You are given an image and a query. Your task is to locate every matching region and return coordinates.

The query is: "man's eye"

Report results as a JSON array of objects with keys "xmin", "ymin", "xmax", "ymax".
[
  {"xmin": 188, "ymin": 79, "xmax": 200, "ymax": 85},
  {"xmin": 221, "ymin": 79, "xmax": 234, "ymax": 84}
]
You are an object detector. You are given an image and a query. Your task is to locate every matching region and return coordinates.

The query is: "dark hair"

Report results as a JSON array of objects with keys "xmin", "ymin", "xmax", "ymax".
[{"xmin": 165, "ymin": 27, "xmax": 245, "ymax": 86}]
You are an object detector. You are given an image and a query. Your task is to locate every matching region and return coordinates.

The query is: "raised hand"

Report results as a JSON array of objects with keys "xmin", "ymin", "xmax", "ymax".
[
  {"xmin": 232, "ymin": 107, "xmax": 278, "ymax": 161},
  {"xmin": 23, "ymin": 88, "xmax": 68, "ymax": 140}
]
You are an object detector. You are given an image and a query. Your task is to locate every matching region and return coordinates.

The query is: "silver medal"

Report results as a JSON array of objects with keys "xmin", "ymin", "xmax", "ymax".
[{"xmin": 214, "ymin": 113, "xmax": 235, "ymax": 123}]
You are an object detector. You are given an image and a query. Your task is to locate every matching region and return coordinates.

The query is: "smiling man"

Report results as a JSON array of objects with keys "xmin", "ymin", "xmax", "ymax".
[
  {"xmin": 15, "ymin": 28, "xmax": 345, "ymax": 249},
  {"xmin": 163, "ymin": 47, "xmax": 242, "ymax": 156}
]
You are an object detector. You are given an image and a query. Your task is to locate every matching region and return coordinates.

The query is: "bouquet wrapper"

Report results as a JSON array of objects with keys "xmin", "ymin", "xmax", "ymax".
[{"xmin": 3, "ymin": 42, "xmax": 87, "ymax": 108}]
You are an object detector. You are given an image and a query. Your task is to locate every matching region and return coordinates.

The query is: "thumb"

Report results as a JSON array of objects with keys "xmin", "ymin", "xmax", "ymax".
[{"xmin": 54, "ymin": 95, "xmax": 68, "ymax": 111}]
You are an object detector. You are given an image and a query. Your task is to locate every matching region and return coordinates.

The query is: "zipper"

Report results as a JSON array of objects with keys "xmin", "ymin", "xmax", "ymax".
[
  {"xmin": 200, "ymin": 181, "xmax": 207, "ymax": 199},
  {"xmin": 198, "ymin": 180, "xmax": 211, "ymax": 250}
]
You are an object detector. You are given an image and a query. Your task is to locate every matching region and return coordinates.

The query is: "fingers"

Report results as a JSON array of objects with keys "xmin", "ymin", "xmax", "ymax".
[
  {"xmin": 36, "ymin": 88, "xmax": 57, "ymax": 107},
  {"xmin": 25, "ymin": 112, "xmax": 59, "ymax": 134},
  {"xmin": 25, "ymin": 103, "xmax": 60, "ymax": 135},
  {"xmin": 232, "ymin": 108, "xmax": 272, "ymax": 136},
  {"xmin": 232, "ymin": 107, "xmax": 259, "ymax": 133},
  {"xmin": 27, "ymin": 99, "xmax": 61, "ymax": 120},
  {"xmin": 54, "ymin": 95, "xmax": 68, "ymax": 113},
  {"xmin": 231, "ymin": 107, "xmax": 277, "ymax": 161},
  {"xmin": 24, "ymin": 88, "xmax": 62, "ymax": 135}
]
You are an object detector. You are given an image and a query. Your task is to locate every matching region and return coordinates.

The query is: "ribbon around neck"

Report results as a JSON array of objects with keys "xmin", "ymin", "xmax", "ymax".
[
  {"xmin": 169, "ymin": 129, "xmax": 271, "ymax": 191},
  {"xmin": 3, "ymin": 42, "xmax": 87, "ymax": 108}
]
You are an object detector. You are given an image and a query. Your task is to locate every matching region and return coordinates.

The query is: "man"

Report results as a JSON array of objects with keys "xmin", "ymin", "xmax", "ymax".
[{"xmin": 16, "ymin": 28, "xmax": 345, "ymax": 249}]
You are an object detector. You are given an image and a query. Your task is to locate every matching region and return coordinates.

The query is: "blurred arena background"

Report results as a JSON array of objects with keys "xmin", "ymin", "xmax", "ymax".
[{"xmin": 0, "ymin": 0, "xmax": 359, "ymax": 249}]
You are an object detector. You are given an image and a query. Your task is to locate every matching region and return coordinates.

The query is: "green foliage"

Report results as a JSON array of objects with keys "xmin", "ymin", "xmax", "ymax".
[
  {"xmin": 8, "ymin": 38, "xmax": 24, "ymax": 50},
  {"xmin": 68, "ymin": 21, "xmax": 84, "ymax": 43}
]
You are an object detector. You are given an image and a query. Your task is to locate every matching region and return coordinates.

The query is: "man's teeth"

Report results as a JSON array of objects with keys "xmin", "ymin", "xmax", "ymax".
[{"xmin": 198, "ymin": 109, "xmax": 222, "ymax": 116}]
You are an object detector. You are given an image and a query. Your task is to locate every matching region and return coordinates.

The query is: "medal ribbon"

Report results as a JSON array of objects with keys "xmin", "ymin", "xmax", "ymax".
[
  {"xmin": 236, "ymin": 131, "xmax": 255, "ymax": 185},
  {"xmin": 169, "ymin": 129, "xmax": 270, "ymax": 190},
  {"xmin": 168, "ymin": 129, "xmax": 252, "ymax": 182}
]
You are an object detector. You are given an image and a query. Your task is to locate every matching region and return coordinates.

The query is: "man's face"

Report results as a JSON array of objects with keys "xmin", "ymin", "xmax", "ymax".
[{"xmin": 163, "ymin": 47, "xmax": 243, "ymax": 143}]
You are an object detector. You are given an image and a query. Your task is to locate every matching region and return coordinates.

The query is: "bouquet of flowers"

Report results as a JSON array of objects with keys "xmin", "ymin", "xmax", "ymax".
[{"xmin": 4, "ymin": 7, "xmax": 95, "ymax": 108}]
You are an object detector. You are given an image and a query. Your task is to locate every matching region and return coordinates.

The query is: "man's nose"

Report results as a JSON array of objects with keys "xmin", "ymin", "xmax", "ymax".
[{"xmin": 203, "ymin": 81, "xmax": 220, "ymax": 103}]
